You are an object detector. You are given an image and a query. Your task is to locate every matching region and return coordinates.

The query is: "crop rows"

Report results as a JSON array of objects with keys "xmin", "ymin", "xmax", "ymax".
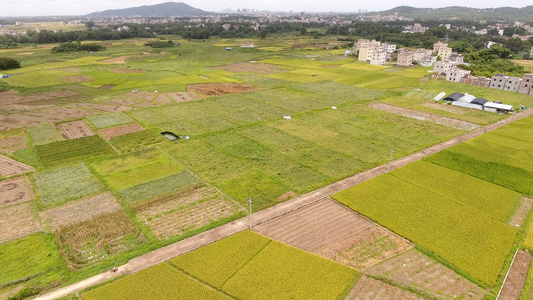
[{"xmin": 35, "ymin": 135, "xmax": 115, "ymax": 167}]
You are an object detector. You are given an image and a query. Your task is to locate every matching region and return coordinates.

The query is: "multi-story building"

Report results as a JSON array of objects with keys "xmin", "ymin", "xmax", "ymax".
[
  {"xmin": 418, "ymin": 55, "xmax": 437, "ymax": 67},
  {"xmin": 412, "ymin": 49, "xmax": 433, "ymax": 62},
  {"xmin": 519, "ymin": 74, "xmax": 533, "ymax": 94},
  {"xmin": 370, "ymin": 49, "xmax": 387, "ymax": 65},
  {"xmin": 353, "ymin": 39, "xmax": 381, "ymax": 55},
  {"xmin": 459, "ymin": 76, "xmax": 491, "ymax": 88},
  {"xmin": 490, "ymin": 74, "xmax": 508, "ymax": 89},
  {"xmin": 358, "ymin": 47, "xmax": 379, "ymax": 61},
  {"xmin": 449, "ymin": 53, "xmax": 464, "ymax": 64},
  {"xmin": 437, "ymin": 47, "xmax": 453, "ymax": 60},
  {"xmin": 396, "ymin": 51, "xmax": 413, "ymax": 67},
  {"xmin": 433, "ymin": 41, "xmax": 449, "ymax": 53},
  {"xmin": 382, "ymin": 42, "xmax": 396, "ymax": 53},
  {"xmin": 433, "ymin": 60, "xmax": 458, "ymax": 74},
  {"xmin": 505, "ymin": 77, "xmax": 522, "ymax": 92},
  {"xmin": 446, "ymin": 67, "xmax": 471, "ymax": 82}
]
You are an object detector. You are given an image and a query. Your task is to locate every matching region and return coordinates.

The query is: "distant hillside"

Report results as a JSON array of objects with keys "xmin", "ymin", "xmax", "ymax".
[
  {"xmin": 372, "ymin": 6, "xmax": 533, "ymax": 22},
  {"xmin": 87, "ymin": 2, "xmax": 212, "ymax": 17}
]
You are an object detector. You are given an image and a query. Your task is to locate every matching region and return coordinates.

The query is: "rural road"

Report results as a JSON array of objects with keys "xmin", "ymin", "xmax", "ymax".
[{"xmin": 35, "ymin": 109, "xmax": 533, "ymax": 300}]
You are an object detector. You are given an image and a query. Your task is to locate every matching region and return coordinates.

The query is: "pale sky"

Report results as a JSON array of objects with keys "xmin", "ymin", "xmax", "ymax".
[{"xmin": 0, "ymin": 0, "xmax": 528, "ymax": 17}]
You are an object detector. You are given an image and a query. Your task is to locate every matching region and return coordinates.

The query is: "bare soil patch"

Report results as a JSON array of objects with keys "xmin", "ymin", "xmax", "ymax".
[
  {"xmin": 134, "ymin": 187, "xmax": 243, "ymax": 240},
  {"xmin": 167, "ymin": 92, "xmax": 201, "ymax": 103},
  {"xmin": 0, "ymin": 203, "xmax": 42, "ymax": 243},
  {"xmin": 208, "ymin": 62, "xmax": 284, "ymax": 74},
  {"xmin": 509, "ymin": 196, "xmax": 533, "ymax": 228},
  {"xmin": 60, "ymin": 75, "xmax": 93, "ymax": 83},
  {"xmin": 254, "ymin": 199, "xmax": 374, "ymax": 252},
  {"xmin": 27, "ymin": 90, "xmax": 79, "ymax": 101},
  {"xmin": 56, "ymin": 210, "xmax": 145, "ymax": 270},
  {"xmin": 346, "ymin": 275, "xmax": 423, "ymax": 300},
  {"xmin": 367, "ymin": 250, "xmax": 485, "ymax": 299},
  {"xmin": 0, "ymin": 135, "xmax": 28, "ymax": 154},
  {"xmin": 68, "ymin": 102, "xmax": 132, "ymax": 112},
  {"xmin": 153, "ymin": 93, "xmax": 173, "ymax": 104},
  {"xmin": 0, "ymin": 90, "xmax": 32, "ymax": 105},
  {"xmin": 16, "ymin": 52, "xmax": 33, "ymax": 55},
  {"xmin": 422, "ymin": 102, "xmax": 467, "ymax": 114},
  {"xmin": 277, "ymin": 191, "xmax": 297, "ymax": 202},
  {"xmin": 371, "ymin": 103, "xmax": 480, "ymax": 131},
  {"xmin": 115, "ymin": 91, "xmax": 156, "ymax": 101},
  {"xmin": 99, "ymin": 56, "xmax": 132, "ymax": 64},
  {"xmin": 98, "ymin": 85, "xmax": 116, "ymax": 90},
  {"xmin": 0, "ymin": 154, "xmax": 35, "ymax": 177},
  {"xmin": 316, "ymin": 226, "xmax": 413, "ymax": 270},
  {"xmin": 40, "ymin": 192, "xmax": 121, "ymax": 230},
  {"xmin": 0, "ymin": 176, "xmax": 34, "ymax": 208},
  {"xmin": 110, "ymin": 68, "xmax": 146, "ymax": 73},
  {"xmin": 187, "ymin": 83, "xmax": 256, "ymax": 96},
  {"xmin": 499, "ymin": 250, "xmax": 532, "ymax": 300},
  {"xmin": 0, "ymin": 107, "xmax": 96, "ymax": 129},
  {"xmin": 98, "ymin": 123, "xmax": 145, "ymax": 140},
  {"xmin": 59, "ymin": 67, "xmax": 82, "ymax": 73},
  {"xmin": 57, "ymin": 120, "xmax": 96, "ymax": 139}
]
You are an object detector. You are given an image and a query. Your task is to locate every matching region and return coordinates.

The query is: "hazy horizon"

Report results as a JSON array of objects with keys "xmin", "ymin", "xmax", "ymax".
[{"xmin": 0, "ymin": 0, "xmax": 529, "ymax": 17}]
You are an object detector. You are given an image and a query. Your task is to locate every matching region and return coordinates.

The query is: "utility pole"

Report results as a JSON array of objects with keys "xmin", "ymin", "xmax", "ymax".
[
  {"xmin": 387, "ymin": 148, "xmax": 394, "ymax": 172},
  {"xmin": 248, "ymin": 197, "xmax": 252, "ymax": 230}
]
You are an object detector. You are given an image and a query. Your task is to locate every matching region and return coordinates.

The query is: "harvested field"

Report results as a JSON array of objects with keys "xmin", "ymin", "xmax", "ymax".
[
  {"xmin": 499, "ymin": 250, "xmax": 532, "ymax": 300},
  {"xmin": 0, "ymin": 107, "xmax": 96, "ymax": 129},
  {"xmin": 167, "ymin": 92, "xmax": 201, "ymax": 103},
  {"xmin": 115, "ymin": 91, "xmax": 155, "ymax": 101},
  {"xmin": 16, "ymin": 52, "xmax": 33, "ymax": 55},
  {"xmin": 371, "ymin": 103, "xmax": 479, "ymax": 131},
  {"xmin": 367, "ymin": 250, "xmax": 485, "ymax": 300},
  {"xmin": 346, "ymin": 276, "xmax": 423, "ymax": 300},
  {"xmin": 57, "ymin": 120, "xmax": 96, "ymax": 140},
  {"xmin": 40, "ymin": 192, "xmax": 121, "ymax": 230},
  {"xmin": 153, "ymin": 93, "xmax": 173, "ymax": 104},
  {"xmin": 135, "ymin": 187, "xmax": 243, "ymax": 239},
  {"xmin": 60, "ymin": 75, "xmax": 93, "ymax": 83},
  {"xmin": 0, "ymin": 154, "xmax": 35, "ymax": 176},
  {"xmin": 68, "ymin": 102, "xmax": 132, "ymax": 112},
  {"xmin": 110, "ymin": 68, "xmax": 146, "ymax": 73},
  {"xmin": 56, "ymin": 210, "xmax": 145, "ymax": 270},
  {"xmin": 98, "ymin": 123, "xmax": 145, "ymax": 140},
  {"xmin": 187, "ymin": 83, "xmax": 256, "ymax": 96},
  {"xmin": 0, "ymin": 176, "xmax": 34, "ymax": 208},
  {"xmin": 422, "ymin": 102, "xmax": 467, "ymax": 114},
  {"xmin": 59, "ymin": 67, "xmax": 82, "ymax": 73},
  {"xmin": 277, "ymin": 191, "xmax": 297, "ymax": 202},
  {"xmin": 253, "ymin": 199, "xmax": 374, "ymax": 252},
  {"xmin": 208, "ymin": 62, "xmax": 284, "ymax": 74},
  {"xmin": 316, "ymin": 226, "xmax": 413, "ymax": 270},
  {"xmin": 0, "ymin": 203, "xmax": 42, "ymax": 243},
  {"xmin": 0, "ymin": 134, "xmax": 28, "ymax": 154},
  {"xmin": 99, "ymin": 55, "xmax": 132, "ymax": 64},
  {"xmin": 509, "ymin": 196, "xmax": 533, "ymax": 228},
  {"xmin": 27, "ymin": 90, "xmax": 79, "ymax": 101},
  {"xmin": 0, "ymin": 90, "xmax": 32, "ymax": 105}
]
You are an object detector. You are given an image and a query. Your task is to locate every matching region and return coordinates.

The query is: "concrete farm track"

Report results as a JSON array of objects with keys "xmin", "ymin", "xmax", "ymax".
[{"xmin": 36, "ymin": 109, "xmax": 533, "ymax": 300}]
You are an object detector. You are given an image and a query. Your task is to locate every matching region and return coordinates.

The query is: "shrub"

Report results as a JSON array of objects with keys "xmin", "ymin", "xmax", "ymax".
[
  {"xmin": 0, "ymin": 57, "xmax": 20, "ymax": 70},
  {"xmin": 51, "ymin": 41, "xmax": 105, "ymax": 53}
]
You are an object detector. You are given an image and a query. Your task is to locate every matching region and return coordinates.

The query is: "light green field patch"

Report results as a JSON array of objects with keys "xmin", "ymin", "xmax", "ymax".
[
  {"xmin": 27, "ymin": 123, "xmax": 64, "ymax": 145},
  {"xmin": 87, "ymin": 112, "xmax": 133, "ymax": 129},
  {"xmin": 119, "ymin": 171, "xmax": 200, "ymax": 203},
  {"xmin": 34, "ymin": 163, "xmax": 104, "ymax": 207}
]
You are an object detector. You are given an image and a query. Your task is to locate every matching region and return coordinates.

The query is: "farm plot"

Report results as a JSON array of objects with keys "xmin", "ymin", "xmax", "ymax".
[
  {"xmin": 40, "ymin": 192, "xmax": 121, "ymax": 230},
  {"xmin": 108, "ymin": 129, "xmax": 165, "ymax": 153},
  {"xmin": 86, "ymin": 112, "xmax": 133, "ymax": 129},
  {"xmin": 134, "ymin": 187, "xmax": 243, "ymax": 239},
  {"xmin": 187, "ymin": 83, "xmax": 256, "ymax": 96},
  {"xmin": 208, "ymin": 62, "xmax": 285, "ymax": 74},
  {"xmin": 509, "ymin": 196, "xmax": 533, "ymax": 228},
  {"xmin": 27, "ymin": 123, "xmax": 64, "ymax": 145},
  {"xmin": 26, "ymin": 90, "xmax": 79, "ymax": 101},
  {"xmin": 0, "ymin": 203, "xmax": 42, "ymax": 243},
  {"xmin": 0, "ymin": 233, "xmax": 63, "ymax": 287},
  {"xmin": 316, "ymin": 226, "xmax": 413, "ymax": 270},
  {"xmin": 98, "ymin": 123, "xmax": 145, "ymax": 140},
  {"xmin": 0, "ymin": 154, "xmax": 35, "ymax": 177},
  {"xmin": 153, "ymin": 93, "xmax": 173, "ymax": 104},
  {"xmin": 370, "ymin": 103, "xmax": 479, "ymax": 131},
  {"xmin": 166, "ymin": 92, "xmax": 201, "ymax": 103},
  {"xmin": 254, "ymin": 199, "xmax": 374, "ymax": 252},
  {"xmin": 91, "ymin": 148, "xmax": 185, "ymax": 190},
  {"xmin": 0, "ymin": 90, "xmax": 32, "ymax": 105},
  {"xmin": 333, "ymin": 174, "xmax": 517, "ymax": 286},
  {"xmin": 82, "ymin": 263, "xmax": 231, "ymax": 300},
  {"xmin": 0, "ymin": 176, "xmax": 34, "ymax": 208},
  {"xmin": 367, "ymin": 250, "xmax": 486, "ymax": 300},
  {"xmin": 498, "ymin": 250, "xmax": 532, "ymax": 300},
  {"xmin": 57, "ymin": 120, "xmax": 96, "ymax": 139},
  {"xmin": 346, "ymin": 276, "xmax": 423, "ymax": 300},
  {"xmin": 56, "ymin": 210, "xmax": 145, "ymax": 270},
  {"xmin": 34, "ymin": 135, "xmax": 115, "ymax": 167},
  {"xmin": 68, "ymin": 102, "xmax": 133, "ymax": 112},
  {"xmin": 60, "ymin": 75, "xmax": 93, "ymax": 83},
  {"xmin": 33, "ymin": 163, "xmax": 104, "ymax": 207},
  {"xmin": 0, "ymin": 134, "xmax": 28, "ymax": 154},
  {"xmin": 119, "ymin": 171, "xmax": 200, "ymax": 203},
  {"xmin": 0, "ymin": 107, "xmax": 96, "ymax": 130}
]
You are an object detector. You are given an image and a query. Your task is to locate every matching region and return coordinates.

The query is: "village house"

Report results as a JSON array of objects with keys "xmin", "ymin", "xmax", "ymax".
[
  {"xmin": 433, "ymin": 60, "xmax": 459, "ymax": 74},
  {"xmin": 490, "ymin": 74, "xmax": 508, "ymax": 90},
  {"xmin": 519, "ymin": 74, "xmax": 533, "ymax": 95},
  {"xmin": 382, "ymin": 42, "xmax": 396, "ymax": 53},
  {"xmin": 396, "ymin": 50, "xmax": 413, "ymax": 67},
  {"xmin": 446, "ymin": 67, "xmax": 471, "ymax": 82},
  {"xmin": 459, "ymin": 76, "xmax": 491, "ymax": 88},
  {"xmin": 353, "ymin": 39, "xmax": 381, "ymax": 55},
  {"xmin": 505, "ymin": 77, "xmax": 522, "ymax": 92},
  {"xmin": 448, "ymin": 53, "xmax": 464, "ymax": 64},
  {"xmin": 437, "ymin": 47, "xmax": 453, "ymax": 60},
  {"xmin": 358, "ymin": 46, "xmax": 378, "ymax": 61},
  {"xmin": 433, "ymin": 41, "xmax": 449, "ymax": 53},
  {"xmin": 370, "ymin": 49, "xmax": 387, "ymax": 65}
]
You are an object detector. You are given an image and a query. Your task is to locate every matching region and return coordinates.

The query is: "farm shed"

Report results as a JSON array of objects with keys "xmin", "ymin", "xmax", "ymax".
[
  {"xmin": 443, "ymin": 92, "xmax": 464, "ymax": 102},
  {"xmin": 452, "ymin": 101, "xmax": 483, "ymax": 110},
  {"xmin": 471, "ymin": 98, "xmax": 488, "ymax": 106},
  {"xmin": 484, "ymin": 102, "xmax": 514, "ymax": 114},
  {"xmin": 433, "ymin": 92, "xmax": 446, "ymax": 101},
  {"xmin": 457, "ymin": 94, "xmax": 476, "ymax": 103}
]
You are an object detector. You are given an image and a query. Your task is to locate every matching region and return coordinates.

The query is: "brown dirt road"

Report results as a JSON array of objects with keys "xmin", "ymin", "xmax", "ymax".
[{"xmin": 35, "ymin": 109, "xmax": 533, "ymax": 300}]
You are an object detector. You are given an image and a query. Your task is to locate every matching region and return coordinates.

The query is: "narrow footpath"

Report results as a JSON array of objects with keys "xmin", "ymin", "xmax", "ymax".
[{"xmin": 36, "ymin": 109, "xmax": 533, "ymax": 300}]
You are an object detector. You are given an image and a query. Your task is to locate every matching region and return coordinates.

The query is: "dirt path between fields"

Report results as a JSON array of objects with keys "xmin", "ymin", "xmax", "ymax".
[{"xmin": 35, "ymin": 109, "xmax": 533, "ymax": 300}]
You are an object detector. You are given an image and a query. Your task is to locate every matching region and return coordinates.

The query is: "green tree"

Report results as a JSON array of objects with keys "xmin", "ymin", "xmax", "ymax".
[
  {"xmin": 0, "ymin": 57, "xmax": 21, "ymax": 70},
  {"xmin": 300, "ymin": 26, "xmax": 307, "ymax": 35}
]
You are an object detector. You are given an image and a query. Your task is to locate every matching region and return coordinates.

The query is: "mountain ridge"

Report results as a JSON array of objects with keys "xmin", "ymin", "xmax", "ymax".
[{"xmin": 87, "ymin": 2, "xmax": 213, "ymax": 17}]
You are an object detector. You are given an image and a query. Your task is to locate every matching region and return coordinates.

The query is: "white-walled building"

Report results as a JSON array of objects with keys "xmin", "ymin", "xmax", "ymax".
[
  {"xmin": 490, "ymin": 74, "xmax": 508, "ymax": 90},
  {"xmin": 370, "ymin": 49, "xmax": 387, "ymax": 65},
  {"xmin": 446, "ymin": 67, "xmax": 471, "ymax": 82},
  {"xmin": 353, "ymin": 39, "xmax": 381, "ymax": 54}
]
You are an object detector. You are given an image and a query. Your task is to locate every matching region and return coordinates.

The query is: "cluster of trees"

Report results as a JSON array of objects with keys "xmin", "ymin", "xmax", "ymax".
[
  {"xmin": 51, "ymin": 41, "xmax": 105, "ymax": 53},
  {"xmin": 0, "ymin": 57, "xmax": 20, "ymax": 70},
  {"xmin": 145, "ymin": 40, "xmax": 175, "ymax": 48},
  {"xmin": 460, "ymin": 45, "xmax": 526, "ymax": 77}
]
